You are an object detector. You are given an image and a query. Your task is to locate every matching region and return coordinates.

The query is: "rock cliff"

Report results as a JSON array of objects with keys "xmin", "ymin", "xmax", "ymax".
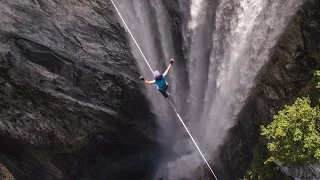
[
  {"xmin": 0, "ymin": 0, "xmax": 158, "ymax": 180},
  {"xmin": 217, "ymin": 1, "xmax": 320, "ymax": 179},
  {"xmin": 1, "ymin": 0, "xmax": 319, "ymax": 180}
]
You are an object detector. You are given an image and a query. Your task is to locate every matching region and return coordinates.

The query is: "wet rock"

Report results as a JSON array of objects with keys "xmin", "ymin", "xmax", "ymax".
[
  {"xmin": 214, "ymin": 1, "xmax": 320, "ymax": 180},
  {"xmin": 281, "ymin": 163, "xmax": 320, "ymax": 180},
  {"xmin": 0, "ymin": 0, "xmax": 158, "ymax": 180}
]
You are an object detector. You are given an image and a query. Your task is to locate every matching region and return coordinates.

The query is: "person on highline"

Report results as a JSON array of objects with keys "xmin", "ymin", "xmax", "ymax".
[{"xmin": 140, "ymin": 59, "xmax": 174, "ymax": 98}]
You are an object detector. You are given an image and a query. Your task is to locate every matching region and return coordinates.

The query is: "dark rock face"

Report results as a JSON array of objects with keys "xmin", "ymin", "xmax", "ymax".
[
  {"xmin": 0, "ymin": 1, "xmax": 158, "ymax": 180},
  {"xmin": 218, "ymin": 1, "xmax": 320, "ymax": 180}
]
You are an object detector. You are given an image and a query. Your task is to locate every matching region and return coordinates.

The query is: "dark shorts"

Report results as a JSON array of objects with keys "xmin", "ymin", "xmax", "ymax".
[
  {"xmin": 158, "ymin": 84, "xmax": 169, "ymax": 98},
  {"xmin": 158, "ymin": 84, "xmax": 168, "ymax": 92}
]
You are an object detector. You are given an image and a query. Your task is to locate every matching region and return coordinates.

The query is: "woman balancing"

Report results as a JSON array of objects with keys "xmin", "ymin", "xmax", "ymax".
[{"xmin": 140, "ymin": 59, "xmax": 174, "ymax": 98}]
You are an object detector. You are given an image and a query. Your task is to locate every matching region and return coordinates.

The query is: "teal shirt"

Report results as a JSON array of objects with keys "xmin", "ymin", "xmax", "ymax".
[{"xmin": 155, "ymin": 74, "xmax": 167, "ymax": 90}]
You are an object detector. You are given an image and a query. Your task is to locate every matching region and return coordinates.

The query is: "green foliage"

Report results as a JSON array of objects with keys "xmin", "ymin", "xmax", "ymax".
[
  {"xmin": 307, "ymin": 72, "xmax": 320, "ymax": 106},
  {"xmin": 245, "ymin": 68, "xmax": 320, "ymax": 179},
  {"xmin": 261, "ymin": 97, "xmax": 320, "ymax": 166},
  {"xmin": 317, "ymin": 71, "xmax": 320, "ymax": 89},
  {"xmin": 244, "ymin": 142, "xmax": 291, "ymax": 180},
  {"xmin": 311, "ymin": 54, "xmax": 320, "ymax": 63}
]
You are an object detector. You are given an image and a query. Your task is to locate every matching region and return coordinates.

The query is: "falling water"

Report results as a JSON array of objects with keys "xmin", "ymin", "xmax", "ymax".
[{"xmin": 113, "ymin": 0, "xmax": 302, "ymax": 179}]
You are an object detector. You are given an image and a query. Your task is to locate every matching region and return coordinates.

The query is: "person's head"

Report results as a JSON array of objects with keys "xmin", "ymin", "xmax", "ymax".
[{"xmin": 154, "ymin": 70, "xmax": 163, "ymax": 81}]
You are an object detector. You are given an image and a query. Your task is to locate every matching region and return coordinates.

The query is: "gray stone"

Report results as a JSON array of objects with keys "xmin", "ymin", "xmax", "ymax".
[
  {"xmin": 0, "ymin": 0, "xmax": 158, "ymax": 179},
  {"xmin": 215, "ymin": 1, "xmax": 320, "ymax": 179}
]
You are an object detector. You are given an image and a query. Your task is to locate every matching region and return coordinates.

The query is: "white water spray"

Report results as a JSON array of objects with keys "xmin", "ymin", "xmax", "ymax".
[
  {"xmin": 111, "ymin": 0, "xmax": 303, "ymax": 179},
  {"xmin": 110, "ymin": 0, "xmax": 218, "ymax": 179}
]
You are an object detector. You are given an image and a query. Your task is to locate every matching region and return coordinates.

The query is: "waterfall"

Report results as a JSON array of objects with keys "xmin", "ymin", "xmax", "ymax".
[{"xmin": 113, "ymin": 0, "xmax": 302, "ymax": 179}]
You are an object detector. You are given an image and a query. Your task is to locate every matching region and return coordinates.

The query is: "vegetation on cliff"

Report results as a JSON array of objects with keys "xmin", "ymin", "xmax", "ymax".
[
  {"xmin": 261, "ymin": 96, "xmax": 320, "ymax": 166},
  {"xmin": 245, "ymin": 72, "xmax": 320, "ymax": 180},
  {"xmin": 244, "ymin": 0, "xmax": 320, "ymax": 179},
  {"xmin": 244, "ymin": 142, "xmax": 291, "ymax": 180}
]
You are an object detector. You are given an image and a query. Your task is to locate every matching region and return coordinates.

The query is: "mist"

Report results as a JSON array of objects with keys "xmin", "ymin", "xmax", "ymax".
[{"xmin": 113, "ymin": 0, "xmax": 302, "ymax": 179}]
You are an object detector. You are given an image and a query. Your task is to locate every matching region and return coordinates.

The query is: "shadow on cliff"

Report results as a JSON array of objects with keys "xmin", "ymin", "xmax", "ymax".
[{"xmin": 0, "ymin": 36, "xmax": 159, "ymax": 180}]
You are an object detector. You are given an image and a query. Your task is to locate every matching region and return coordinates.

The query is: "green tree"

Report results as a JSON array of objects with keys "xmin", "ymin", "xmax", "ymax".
[
  {"xmin": 317, "ymin": 71, "xmax": 320, "ymax": 89},
  {"xmin": 244, "ymin": 142, "xmax": 291, "ymax": 180},
  {"xmin": 307, "ymin": 71, "xmax": 320, "ymax": 106},
  {"xmin": 261, "ymin": 97, "xmax": 320, "ymax": 166}
]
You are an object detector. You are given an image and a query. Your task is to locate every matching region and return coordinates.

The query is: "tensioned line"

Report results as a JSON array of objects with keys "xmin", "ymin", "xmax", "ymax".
[
  {"xmin": 109, "ymin": 0, "xmax": 154, "ymax": 75},
  {"xmin": 109, "ymin": 1, "xmax": 219, "ymax": 179}
]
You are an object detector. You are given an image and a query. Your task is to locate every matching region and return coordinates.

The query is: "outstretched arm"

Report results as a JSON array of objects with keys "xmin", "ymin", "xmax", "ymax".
[
  {"xmin": 140, "ymin": 76, "xmax": 155, "ymax": 84},
  {"xmin": 144, "ymin": 80, "xmax": 155, "ymax": 84},
  {"xmin": 163, "ymin": 59, "xmax": 174, "ymax": 76}
]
